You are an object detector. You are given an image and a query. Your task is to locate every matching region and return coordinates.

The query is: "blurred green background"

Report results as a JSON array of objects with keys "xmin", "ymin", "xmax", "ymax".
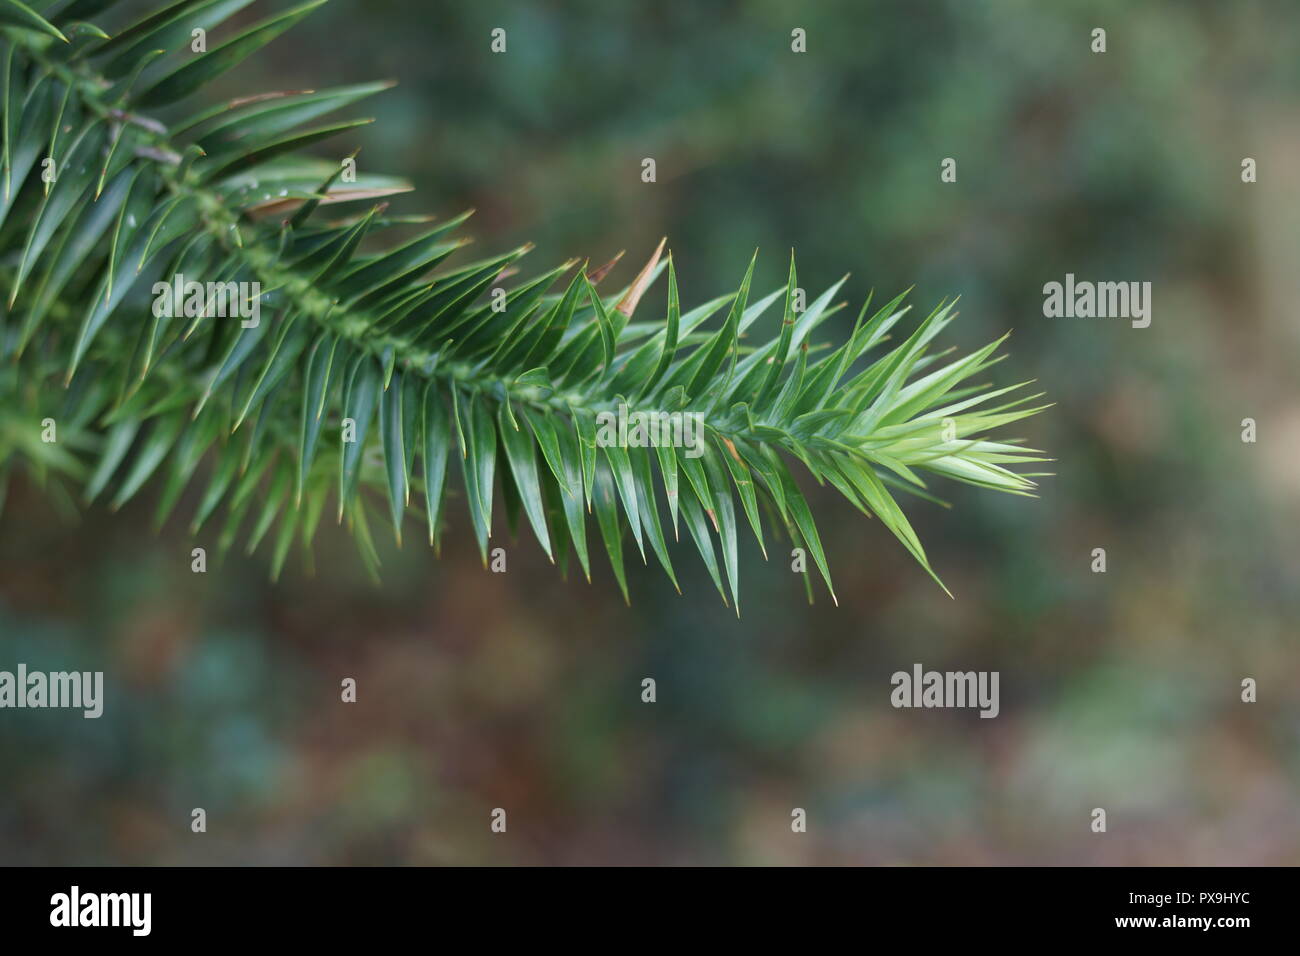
[{"xmin": 2, "ymin": 0, "xmax": 1299, "ymax": 864}]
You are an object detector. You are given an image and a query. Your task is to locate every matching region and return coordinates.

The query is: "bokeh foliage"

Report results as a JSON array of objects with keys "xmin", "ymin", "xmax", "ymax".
[{"xmin": 1, "ymin": 0, "xmax": 1297, "ymax": 864}]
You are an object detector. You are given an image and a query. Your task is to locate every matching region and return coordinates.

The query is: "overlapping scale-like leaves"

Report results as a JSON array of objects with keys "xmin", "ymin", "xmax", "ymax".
[{"xmin": 0, "ymin": 0, "xmax": 1049, "ymax": 608}]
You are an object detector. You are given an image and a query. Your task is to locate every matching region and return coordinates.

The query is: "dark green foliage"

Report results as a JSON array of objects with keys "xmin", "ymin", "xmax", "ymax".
[{"xmin": 0, "ymin": 0, "xmax": 1049, "ymax": 608}]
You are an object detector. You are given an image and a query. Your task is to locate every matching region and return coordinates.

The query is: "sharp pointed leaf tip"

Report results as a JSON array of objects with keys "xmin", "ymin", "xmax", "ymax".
[
  {"xmin": 586, "ymin": 250, "xmax": 624, "ymax": 284},
  {"xmin": 614, "ymin": 237, "xmax": 665, "ymax": 318}
]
